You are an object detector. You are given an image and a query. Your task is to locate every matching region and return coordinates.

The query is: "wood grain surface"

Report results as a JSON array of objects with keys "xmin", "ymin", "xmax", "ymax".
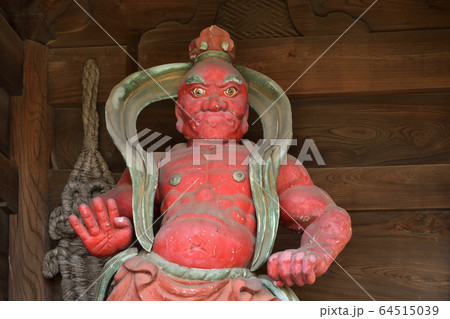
[
  {"xmin": 289, "ymin": 93, "xmax": 450, "ymax": 168},
  {"xmin": 140, "ymin": 29, "xmax": 450, "ymax": 97},
  {"xmin": 309, "ymin": 164, "xmax": 450, "ymax": 211},
  {"xmin": 9, "ymin": 41, "xmax": 53, "ymax": 300}
]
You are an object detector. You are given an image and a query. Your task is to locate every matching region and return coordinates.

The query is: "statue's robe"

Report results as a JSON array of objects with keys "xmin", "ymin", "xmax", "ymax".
[{"xmin": 107, "ymin": 255, "xmax": 279, "ymax": 301}]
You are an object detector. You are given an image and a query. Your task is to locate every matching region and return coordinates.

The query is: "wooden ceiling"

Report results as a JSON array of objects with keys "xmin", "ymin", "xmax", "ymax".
[{"xmin": 2, "ymin": 0, "xmax": 450, "ymax": 48}]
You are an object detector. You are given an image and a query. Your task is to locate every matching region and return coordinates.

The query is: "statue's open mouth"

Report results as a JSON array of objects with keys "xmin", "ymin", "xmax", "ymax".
[{"xmin": 194, "ymin": 111, "xmax": 239, "ymax": 125}]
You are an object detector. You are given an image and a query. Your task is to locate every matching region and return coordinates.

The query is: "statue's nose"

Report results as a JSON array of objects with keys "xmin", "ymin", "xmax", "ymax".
[{"xmin": 201, "ymin": 92, "xmax": 226, "ymax": 112}]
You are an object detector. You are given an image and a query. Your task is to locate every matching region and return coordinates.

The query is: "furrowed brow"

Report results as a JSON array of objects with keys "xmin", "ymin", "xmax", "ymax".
[
  {"xmin": 222, "ymin": 74, "xmax": 242, "ymax": 85},
  {"xmin": 185, "ymin": 75, "xmax": 206, "ymax": 85}
]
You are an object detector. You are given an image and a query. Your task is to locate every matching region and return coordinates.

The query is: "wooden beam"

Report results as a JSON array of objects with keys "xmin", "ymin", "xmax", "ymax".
[
  {"xmin": 238, "ymin": 29, "xmax": 450, "ymax": 96},
  {"xmin": 9, "ymin": 40, "xmax": 52, "ymax": 300},
  {"xmin": 139, "ymin": 29, "xmax": 450, "ymax": 97},
  {"xmin": 0, "ymin": 87, "xmax": 10, "ymax": 157},
  {"xmin": 0, "ymin": 152, "xmax": 18, "ymax": 214},
  {"xmin": 289, "ymin": 93, "xmax": 450, "ymax": 168},
  {"xmin": 286, "ymin": 0, "xmax": 368, "ymax": 36},
  {"xmin": 0, "ymin": 12, "xmax": 23, "ymax": 95},
  {"xmin": 309, "ymin": 164, "xmax": 450, "ymax": 211},
  {"xmin": 287, "ymin": 0, "xmax": 450, "ymax": 35}
]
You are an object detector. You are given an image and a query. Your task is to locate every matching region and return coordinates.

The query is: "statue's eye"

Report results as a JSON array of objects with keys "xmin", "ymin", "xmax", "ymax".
[
  {"xmin": 224, "ymin": 87, "xmax": 238, "ymax": 97},
  {"xmin": 191, "ymin": 87, "xmax": 205, "ymax": 97}
]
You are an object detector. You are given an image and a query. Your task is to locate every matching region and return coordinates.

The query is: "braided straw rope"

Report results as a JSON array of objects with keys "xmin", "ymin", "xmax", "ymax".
[{"xmin": 42, "ymin": 59, "xmax": 115, "ymax": 300}]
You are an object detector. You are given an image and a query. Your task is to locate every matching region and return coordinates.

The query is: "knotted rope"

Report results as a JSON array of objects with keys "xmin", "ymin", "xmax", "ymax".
[
  {"xmin": 81, "ymin": 58, "xmax": 99, "ymax": 151},
  {"xmin": 42, "ymin": 59, "xmax": 115, "ymax": 300}
]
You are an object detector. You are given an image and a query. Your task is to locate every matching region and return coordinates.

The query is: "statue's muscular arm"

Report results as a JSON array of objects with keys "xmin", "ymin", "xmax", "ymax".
[{"xmin": 267, "ymin": 155, "xmax": 352, "ymax": 287}]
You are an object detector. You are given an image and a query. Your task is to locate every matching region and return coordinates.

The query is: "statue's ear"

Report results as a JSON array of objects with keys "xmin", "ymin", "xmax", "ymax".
[
  {"xmin": 240, "ymin": 105, "xmax": 249, "ymax": 135},
  {"xmin": 175, "ymin": 105, "xmax": 185, "ymax": 133},
  {"xmin": 242, "ymin": 120, "xmax": 249, "ymax": 136}
]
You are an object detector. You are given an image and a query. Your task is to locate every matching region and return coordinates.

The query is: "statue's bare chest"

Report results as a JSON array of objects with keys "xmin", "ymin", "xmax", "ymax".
[{"xmin": 158, "ymin": 144, "xmax": 252, "ymax": 198}]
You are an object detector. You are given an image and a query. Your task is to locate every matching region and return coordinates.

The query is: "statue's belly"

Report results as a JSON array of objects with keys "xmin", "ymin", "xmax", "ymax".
[
  {"xmin": 154, "ymin": 145, "xmax": 256, "ymax": 269},
  {"xmin": 152, "ymin": 214, "xmax": 255, "ymax": 269}
]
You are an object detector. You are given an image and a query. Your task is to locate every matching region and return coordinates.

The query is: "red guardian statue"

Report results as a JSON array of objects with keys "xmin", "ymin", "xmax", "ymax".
[{"xmin": 69, "ymin": 26, "xmax": 352, "ymax": 301}]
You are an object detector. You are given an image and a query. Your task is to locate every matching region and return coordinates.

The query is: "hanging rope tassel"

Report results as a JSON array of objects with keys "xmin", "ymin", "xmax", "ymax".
[{"xmin": 42, "ymin": 59, "xmax": 115, "ymax": 300}]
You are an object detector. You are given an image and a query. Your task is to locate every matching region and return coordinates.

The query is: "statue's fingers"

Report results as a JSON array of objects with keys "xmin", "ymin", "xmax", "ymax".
[
  {"xmin": 79, "ymin": 203, "xmax": 100, "ymax": 236},
  {"xmin": 68, "ymin": 214, "xmax": 90, "ymax": 241},
  {"xmin": 106, "ymin": 199, "xmax": 119, "ymax": 223},
  {"xmin": 314, "ymin": 254, "xmax": 327, "ymax": 277},
  {"xmin": 304, "ymin": 268, "xmax": 316, "ymax": 285},
  {"xmin": 291, "ymin": 250, "xmax": 306, "ymax": 286},
  {"xmin": 303, "ymin": 254, "xmax": 318, "ymax": 285},
  {"xmin": 267, "ymin": 254, "xmax": 281, "ymax": 283},
  {"xmin": 278, "ymin": 250, "xmax": 295, "ymax": 286},
  {"xmin": 94, "ymin": 198, "xmax": 112, "ymax": 232}
]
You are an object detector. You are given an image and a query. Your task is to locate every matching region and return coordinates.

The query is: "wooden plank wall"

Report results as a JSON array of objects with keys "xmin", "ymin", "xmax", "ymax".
[{"xmin": 42, "ymin": 0, "xmax": 450, "ymax": 301}]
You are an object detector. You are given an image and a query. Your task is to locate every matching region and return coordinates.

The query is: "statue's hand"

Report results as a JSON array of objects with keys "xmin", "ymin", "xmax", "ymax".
[
  {"xmin": 69, "ymin": 197, "xmax": 133, "ymax": 258},
  {"xmin": 267, "ymin": 247, "xmax": 330, "ymax": 287}
]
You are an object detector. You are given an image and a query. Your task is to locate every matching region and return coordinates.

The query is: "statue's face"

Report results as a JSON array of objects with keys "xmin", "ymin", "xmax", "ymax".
[{"xmin": 176, "ymin": 60, "xmax": 249, "ymax": 141}]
